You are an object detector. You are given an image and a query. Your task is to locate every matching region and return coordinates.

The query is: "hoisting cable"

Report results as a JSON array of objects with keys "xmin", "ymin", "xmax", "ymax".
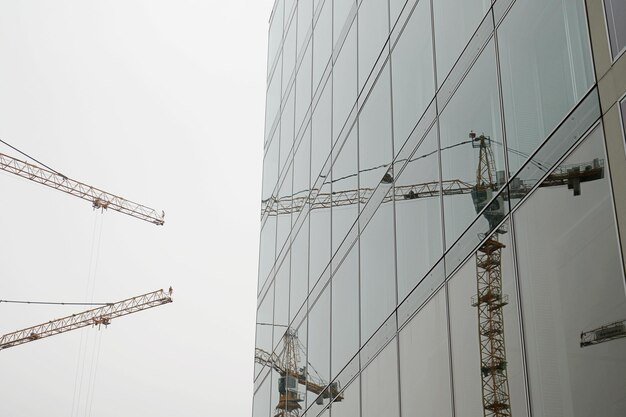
[{"xmin": 0, "ymin": 138, "xmax": 67, "ymax": 178}]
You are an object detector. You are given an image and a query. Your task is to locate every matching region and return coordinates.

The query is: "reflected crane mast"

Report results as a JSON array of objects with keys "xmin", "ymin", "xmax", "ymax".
[
  {"xmin": 255, "ymin": 329, "xmax": 343, "ymax": 417},
  {"xmin": 0, "ymin": 289, "xmax": 173, "ymax": 351},
  {"xmin": 0, "ymin": 152, "xmax": 165, "ymax": 225}
]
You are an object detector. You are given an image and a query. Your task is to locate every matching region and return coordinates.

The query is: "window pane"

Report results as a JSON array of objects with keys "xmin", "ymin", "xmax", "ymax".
[
  {"xmin": 391, "ymin": 0, "xmax": 435, "ymax": 154},
  {"xmin": 268, "ymin": 0, "xmax": 284, "ymax": 74},
  {"xmin": 498, "ymin": 0, "xmax": 594, "ymax": 173},
  {"xmin": 290, "ymin": 217, "xmax": 309, "ymax": 322},
  {"xmin": 295, "ymin": 40, "xmax": 312, "ymax": 134},
  {"xmin": 514, "ymin": 125, "xmax": 626, "ymax": 416},
  {"xmin": 360, "ymin": 203, "xmax": 396, "ymax": 343},
  {"xmin": 358, "ymin": 0, "xmax": 390, "ymax": 90},
  {"xmin": 258, "ymin": 216, "xmax": 276, "ymax": 290},
  {"xmin": 361, "ymin": 338, "xmax": 400, "ymax": 417},
  {"xmin": 332, "ymin": 128, "xmax": 358, "ymax": 253},
  {"xmin": 448, "ymin": 219, "xmax": 528, "ymax": 417},
  {"xmin": 312, "ymin": 78, "xmax": 332, "ymax": 183},
  {"xmin": 306, "ymin": 286, "xmax": 331, "ymax": 416},
  {"xmin": 265, "ymin": 60, "xmax": 282, "ymax": 142},
  {"xmin": 359, "ymin": 65, "xmax": 393, "ymax": 191},
  {"xmin": 394, "ymin": 127, "xmax": 442, "ymax": 302},
  {"xmin": 399, "ymin": 290, "xmax": 452, "ymax": 417},
  {"xmin": 331, "ymin": 246, "xmax": 359, "ymax": 378},
  {"xmin": 283, "ymin": 18, "xmax": 297, "ymax": 96},
  {"xmin": 605, "ymin": 0, "xmax": 626, "ymax": 58},
  {"xmin": 333, "ymin": 22, "xmax": 357, "ymax": 143},
  {"xmin": 297, "ymin": 0, "xmax": 313, "ymax": 55},
  {"xmin": 329, "ymin": 375, "xmax": 360, "ymax": 417},
  {"xmin": 433, "ymin": 0, "xmax": 490, "ymax": 86},
  {"xmin": 439, "ymin": 40, "xmax": 505, "ymax": 249},
  {"xmin": 334, "ymin": 0, "xmax": 356, "ymax": 44},
  {"xmin": 313, "ymin": 0, "xmax": 332, "ymax": 93},
  {"xmin": 252, "ymin": 374, "xmax": 271, "ymax": 417}
]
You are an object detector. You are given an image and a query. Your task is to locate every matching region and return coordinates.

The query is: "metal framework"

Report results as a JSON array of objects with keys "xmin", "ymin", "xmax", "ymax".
[
  {"xmin": 0, "ymin": 152, "xmax": 165, "ymax": 225},
  {"xmin": 0, "ymin": 289, "xmax": 172, "ymax": 351},
  {"xmin": 261, "ymin": 179, "xmax": 473, "ymax": 217},
  {"xmin": 472, "ymin": 236, "xmax": 511, "ymax": 417},
  {"xmin": 580, "ymin": 319, "xmax": 626, "ymax": 347}
]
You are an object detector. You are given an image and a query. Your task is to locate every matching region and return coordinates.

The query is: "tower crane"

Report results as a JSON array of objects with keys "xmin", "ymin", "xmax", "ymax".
[
  {"xmin": 260, "ymin": 132, "xmax": 605, "ymax": 417},
  {"xmin": 0, "ymin": 151, "xmax": 164, "ymax": 225},
  {"xmin": 255, "ymin": 328, "xmax": 343, "ymax": 417},
  {"xmin": 0, "ymin": 288, "xmax": 172, "ymax": 351}
]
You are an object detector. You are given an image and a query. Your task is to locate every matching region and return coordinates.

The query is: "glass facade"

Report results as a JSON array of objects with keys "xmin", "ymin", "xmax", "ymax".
[
  {"xmin": 255, "ymin": 1, "xmax": 626, "ymax": 417},
  {"xmin": 604, "ymin": 0, "xmax": 626, "ymax": 59}
]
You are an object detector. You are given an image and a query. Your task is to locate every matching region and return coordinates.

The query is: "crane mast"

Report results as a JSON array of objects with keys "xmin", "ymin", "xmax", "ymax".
[
  {"xmin": 0, "ymin": 289, "xmax": 172, "ymax": 351},
  {"xmin": 0, "ymin": 152, "xmax": 165, "ymax": 225}
]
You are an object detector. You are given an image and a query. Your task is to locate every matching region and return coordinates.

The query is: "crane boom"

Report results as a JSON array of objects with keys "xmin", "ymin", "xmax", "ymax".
[
  {"xmin": 0, "ymin": 289, "xmax": 172, "ymax": 351},
  {"xmin": 0, "ymin": 152, "xmax": 165, "ymax": 225}
]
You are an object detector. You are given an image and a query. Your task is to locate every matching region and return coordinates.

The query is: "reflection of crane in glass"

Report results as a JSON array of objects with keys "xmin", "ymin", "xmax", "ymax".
[
  {"xmin": 260, "ymin": 132, "xmax": 604, "ymax": 417},
  {"xmin": 255, "ymin": 328, "xmax": 343, "ymax": 417}
]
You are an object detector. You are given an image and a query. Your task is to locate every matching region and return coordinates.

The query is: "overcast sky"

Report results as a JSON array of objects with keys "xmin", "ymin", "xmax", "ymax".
[{"xmin": 0, "ymin": 1, "xmax": 273, "ymax": 416}]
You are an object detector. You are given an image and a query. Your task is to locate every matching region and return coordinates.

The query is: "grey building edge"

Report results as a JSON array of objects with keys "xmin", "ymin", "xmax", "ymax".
[
  {"xmin": 255, "ymin": 0, "xmax": 626, "ymax": 416},
  {"xmin": 586, "ymin": 0, "xmax": 626, "ymax": 272}
]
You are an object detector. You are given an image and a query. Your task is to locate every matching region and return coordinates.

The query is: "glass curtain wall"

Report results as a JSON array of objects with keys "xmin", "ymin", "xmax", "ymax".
[{"xmin": 254, "ymin": 0, "xmax": 626, "ymax": 416}]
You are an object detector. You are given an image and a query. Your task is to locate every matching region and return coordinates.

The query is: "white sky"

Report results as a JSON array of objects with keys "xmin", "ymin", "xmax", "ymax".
[{"xmin": 0, "ymin": 1, "xmax": 274, "ymax": 416}]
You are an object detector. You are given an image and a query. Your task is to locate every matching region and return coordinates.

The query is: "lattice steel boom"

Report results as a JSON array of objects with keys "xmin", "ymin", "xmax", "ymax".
[
  {"xmin": 0, "ymin": 289, "xmax": 173, "ymax": 351},
  {"xmin": 0, "ymin": 152, "xmax": 165, "ymax": 225}
]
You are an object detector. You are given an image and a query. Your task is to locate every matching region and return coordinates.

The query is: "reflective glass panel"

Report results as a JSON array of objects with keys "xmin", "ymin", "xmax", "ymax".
[
  {"xmin": 290, "ymin": 217, "xmax": 309, "ymax": 322},
  {"xmin": 360, "ymin": 203, "xmax": 396, "ymax": 344},
  {"xmin": 433, "ymin": 0, "xmax": 490, "ymax": 86},
  {"xmin": 276, "ymin": 164, "xmax": 293, "ymax": 257},
  {"xmin": 334, "ymin": 0, "xmax": 356, "ymax": 44},
  {"xmin": 283, "ymin": 17, "xmax": 297, "ymax": 96},
  {"xmin": 295, "ymin": 40, "xmax": 313, "ymax": 135},
  {"xmin": 309, "ymin": 184, "xmax": 331, "ymax": 288},
  {"xmin": 313, "ymin": 0, "xmax": 332, "ymax": 92},
  {"xmin": 333, "ymin": 21, "xmax": 357, "ymax": 143},
  {"xmin": 514, "ymin": 125, "xmax": 626, "ymax": 416},
  {"xmin": 252, "ymin": 374, "xmax": 271, "ymax": 417},
  {"xmin": 361, "ymin": 338, "xmax": 400, "ymax": 417},
  {"xmin": 268, "ymin": 0, "xmax": 284, "ymax": 74},
  {"xmin": 359, "ymin": 65, "xmax": 393, "ymax": 192},
  {"xmin": 358, "ymin": 0, "xmax": 390, "ymax": 90},
  {"xmin": 439, "ymin": 40, "xmax": 505, "ymax": 249},
  {"xmin": 298, "ymin": 0, "xmax": 313, "ymax": 55},
  {"xmin": 448, "ymin": 220, "xmax": 528, "ymax": 417},
  {"xmin": 390, "ymin": 0, "xmax": 435, "ymax": 154},
  {"xmin": 280, "ymin": 90, "xmax": 295, "ymax": 171},
  {"xmin": 394, "ymin": 127, "xmax": 442, "ymax": 302},
  {"xmin": 604, "ymin": 0, "xmax": 626, "ymax": 58},
  {"xmin": 266, "ymin": 59, "xmax": 282, "ymax": 141},
  {"xmin": 273, "ymin": 256, "xmax": 291, "ymax": 349},
  {"xmin": 399, "ymin": 290, "xmax": 452, "ymax": 417},
  {"xmin": 306, "ymin": 286, "xmax": 331, "ymax": 416},
  {"xmin": 258, "ymin": 216, "xmax": 276, "ymax": 290},
  {"xmin": 312, "ymin": 78, "xmax": 332, "ymax": 183},
  {"xmin": 256, "ymin": 282, "xmax": 274, "ymax": 373},
  {"xmin": 331, "ymin": 246, "xmax": 359, "ymax": 378},
  {"xmin": 332, "ymin": 128, "xmax": 358, "ymax": 253},
  {"xmin": 498, "ymin": 0, "xmax": 594, "ymax": 173},
  {"xmin": 329, "ymin": 375, "xmax": 360, "ymax": 417}
]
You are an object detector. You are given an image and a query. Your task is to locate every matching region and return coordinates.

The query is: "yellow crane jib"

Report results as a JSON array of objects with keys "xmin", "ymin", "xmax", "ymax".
[
  {"xmin": 0, "ymin": 289, "xmax": 173, "ymax": 351},
  {"xmin": 0, "ymin": 152, "xmax": 165, "ymax": 226}
]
